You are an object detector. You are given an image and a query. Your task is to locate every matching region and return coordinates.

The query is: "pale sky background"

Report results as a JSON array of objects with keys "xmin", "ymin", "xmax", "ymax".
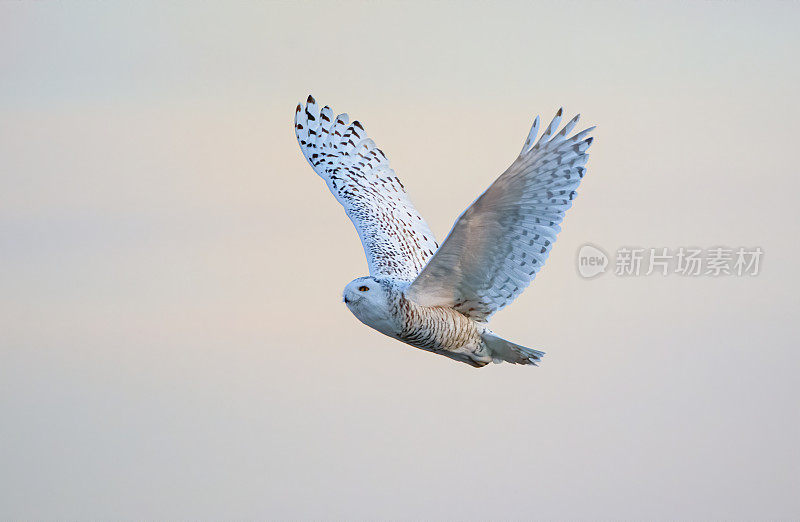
[{"xmin": 1, "ymin": 1, "xmax": 799, "ymax": 520}]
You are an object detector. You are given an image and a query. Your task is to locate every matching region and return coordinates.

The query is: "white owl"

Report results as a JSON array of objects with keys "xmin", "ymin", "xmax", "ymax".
[{"xmin": 295, "ymin": 96, "xmax": 594, "ymax": 367}]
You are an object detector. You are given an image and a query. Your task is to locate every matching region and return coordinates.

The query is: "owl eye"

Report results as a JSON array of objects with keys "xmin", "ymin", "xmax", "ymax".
[{"xmin": 358, "ymin": 286, "xmax": 369, "ymax": 292}]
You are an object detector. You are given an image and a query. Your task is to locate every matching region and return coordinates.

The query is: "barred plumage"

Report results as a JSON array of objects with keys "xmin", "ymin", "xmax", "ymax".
[{"xmin": 295, "ymin": 96, "xmax": 438, "ymax": 281}]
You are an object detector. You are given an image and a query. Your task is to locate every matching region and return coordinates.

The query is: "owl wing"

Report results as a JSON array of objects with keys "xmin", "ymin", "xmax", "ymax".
[
  {"xmin": 406, "ymin": 109, "xmax": 595, "ymax": 321},
  {"xmin": 295, "ymin": 96, "xmax": 439, "ymax": 281}
]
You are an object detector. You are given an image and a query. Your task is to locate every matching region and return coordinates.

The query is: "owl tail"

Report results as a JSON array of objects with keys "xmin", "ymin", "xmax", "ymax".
[{"xmin": 481, "ymin": 332, "xmax": 545, "ymax": 366}]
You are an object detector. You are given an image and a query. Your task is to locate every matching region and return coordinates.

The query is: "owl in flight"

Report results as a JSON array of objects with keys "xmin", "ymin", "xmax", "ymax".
[{"xmin": 295, "ymin": 96, "xmax": 594, "ymax": 367}]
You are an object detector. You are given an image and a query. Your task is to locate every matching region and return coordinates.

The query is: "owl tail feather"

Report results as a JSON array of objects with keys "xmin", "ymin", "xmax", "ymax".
[{"xmin": 482, "ymin": 332, "xmax": 545, "ymax": 366}]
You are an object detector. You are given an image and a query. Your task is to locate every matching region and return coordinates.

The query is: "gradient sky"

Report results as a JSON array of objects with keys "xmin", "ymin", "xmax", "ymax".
[{"xmin": 1, "ymin": 1, "xmax": 799, "ymax": 519}]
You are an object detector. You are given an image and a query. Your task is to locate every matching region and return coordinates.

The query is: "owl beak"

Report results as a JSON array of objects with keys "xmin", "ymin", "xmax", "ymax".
[{"xmin": 343, "ymin": 296, "xmax": 350, "ymax": 304}]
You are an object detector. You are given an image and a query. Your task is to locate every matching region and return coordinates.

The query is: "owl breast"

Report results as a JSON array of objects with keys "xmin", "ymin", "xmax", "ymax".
[{"xmin": 394, "ymin": 293, "xmax": 483, "ymax": 353}]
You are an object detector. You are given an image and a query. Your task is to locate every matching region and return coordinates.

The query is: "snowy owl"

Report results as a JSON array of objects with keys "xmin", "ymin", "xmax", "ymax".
[{"xmin": 295, "ymin": 95, "xmax": 594, "ymax": 367}]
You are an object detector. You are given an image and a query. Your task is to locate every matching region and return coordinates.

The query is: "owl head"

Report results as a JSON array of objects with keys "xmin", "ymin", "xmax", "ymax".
[{"xmin": 342, "ymin": 276, "xmax": 398, "ymax": 337}]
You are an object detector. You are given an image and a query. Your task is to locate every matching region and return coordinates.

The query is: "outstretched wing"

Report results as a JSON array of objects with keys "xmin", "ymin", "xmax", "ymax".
[
  {"xmin": 407, "ymin": 109, "xmax": 595, "ymax": 321},
  {"xmin": 295, "ymin": 96, "xmax": 438, "ymax": 281}
]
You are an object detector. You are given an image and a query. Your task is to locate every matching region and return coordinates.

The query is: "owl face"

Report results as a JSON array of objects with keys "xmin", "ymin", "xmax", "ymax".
[
  {"xmin": 342, "ymin": 277, "xmax": 398, "ymax": 337},
  {"xmin": 342, "ymin": 276, "xmax": 385, "ymax": 306}
]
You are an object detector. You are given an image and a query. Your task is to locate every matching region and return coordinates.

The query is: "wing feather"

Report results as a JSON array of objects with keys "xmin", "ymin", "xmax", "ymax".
[
  {"xmin": 407, "ymin": 109, "xmax": 594, "ymax": 320},
  {"xmin": 295, "ymin": 96, "xmax": 438, "ymax": 281}
]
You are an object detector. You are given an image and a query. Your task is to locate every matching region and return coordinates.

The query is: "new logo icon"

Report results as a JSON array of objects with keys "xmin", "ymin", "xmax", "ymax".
[{"xmin": 577, "ymin": 244, "xmax": 609, "ymax": 278}]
